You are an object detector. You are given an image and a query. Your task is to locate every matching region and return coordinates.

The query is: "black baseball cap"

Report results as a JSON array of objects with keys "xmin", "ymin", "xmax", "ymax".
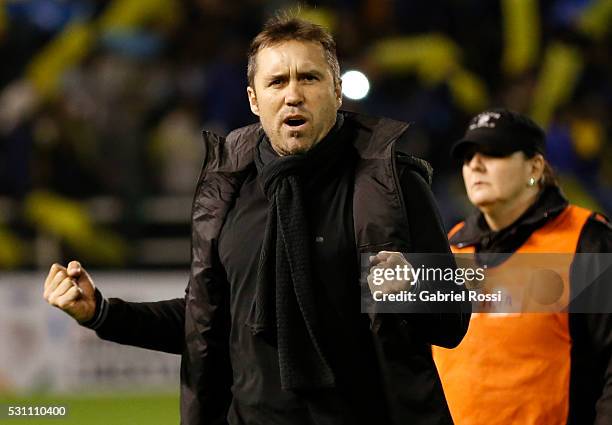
[{"xmin": 451, "ymin": 108, "xmax": 546, "ymax": 159}]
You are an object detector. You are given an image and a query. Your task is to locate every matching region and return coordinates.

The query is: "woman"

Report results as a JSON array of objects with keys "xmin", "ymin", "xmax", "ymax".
[{"xmin": 433, "ymin": 109, "xmax": 612, "ymax": 425}]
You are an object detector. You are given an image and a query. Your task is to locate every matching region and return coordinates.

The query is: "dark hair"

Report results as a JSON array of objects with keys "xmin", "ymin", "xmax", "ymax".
[
  {"xmin": 540, "ymin": 160, "xmax": 559, "ymax": 188},
  {"xmin": 247, "ymin": 15, "xmax": 340, "ymax": 88}
]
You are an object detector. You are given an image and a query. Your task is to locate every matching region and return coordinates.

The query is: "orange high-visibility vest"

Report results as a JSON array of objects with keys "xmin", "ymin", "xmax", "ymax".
[{"xmin": 433, "ymin": 205, "xmax": 592, "ymax": 425}]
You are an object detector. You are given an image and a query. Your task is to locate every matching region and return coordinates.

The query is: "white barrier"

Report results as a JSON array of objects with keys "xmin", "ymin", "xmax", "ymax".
[{"xmin": 0, "ymin": 272, "xmax": 186, "ymax": 394}]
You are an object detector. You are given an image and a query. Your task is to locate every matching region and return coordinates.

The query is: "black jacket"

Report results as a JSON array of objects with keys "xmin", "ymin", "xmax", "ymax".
[
  {"xmin": 90, "ymin": 112, "xmax": 470, "ymax": 425},
  {"xmin": 449, "ymin": 185, "xmax": 612, "ymax": 425}
]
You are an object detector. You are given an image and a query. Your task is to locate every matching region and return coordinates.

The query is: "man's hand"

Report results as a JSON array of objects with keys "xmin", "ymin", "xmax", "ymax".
[
  {"xmin": 367, "ymin": 251, "xmax": 416, "ymax": 295},
  {"xmin": 43, "ymin": 261, "xmax": 96, "ymax": 323}
]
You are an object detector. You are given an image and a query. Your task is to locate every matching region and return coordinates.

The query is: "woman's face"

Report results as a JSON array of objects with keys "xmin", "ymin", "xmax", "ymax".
[{"xmin": 462, "ymin": 150, "xmax": 536, "ymax": 211}]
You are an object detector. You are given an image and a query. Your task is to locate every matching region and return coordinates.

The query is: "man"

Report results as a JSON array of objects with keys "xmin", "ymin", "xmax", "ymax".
[{"xmin": 44, "ymin": 16, "xmax": 469, "ymax": 425}]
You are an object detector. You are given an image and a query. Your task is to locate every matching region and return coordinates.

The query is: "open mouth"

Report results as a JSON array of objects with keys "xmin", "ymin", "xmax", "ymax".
[{"xmin": 284, "ymin": 117, "xmax": 307, "ymax": 127}]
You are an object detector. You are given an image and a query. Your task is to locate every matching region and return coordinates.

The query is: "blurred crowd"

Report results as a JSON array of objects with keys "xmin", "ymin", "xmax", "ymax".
[{"xmin": 0, "ymin": 0, "xmax": 611, "ymax": 269}]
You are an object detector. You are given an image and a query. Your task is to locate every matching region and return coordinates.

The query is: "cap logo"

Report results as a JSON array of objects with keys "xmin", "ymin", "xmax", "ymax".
[{"xmin": 469, "ymin": 112, "xmax": 501, "ymax": 130}]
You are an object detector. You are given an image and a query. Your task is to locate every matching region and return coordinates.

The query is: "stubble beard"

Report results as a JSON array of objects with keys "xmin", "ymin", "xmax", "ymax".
[{"xmin": 273, "ymin": 130, "xmax": 313, "ymax": 156}]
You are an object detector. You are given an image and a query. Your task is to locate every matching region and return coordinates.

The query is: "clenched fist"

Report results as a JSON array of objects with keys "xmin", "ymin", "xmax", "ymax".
[
  {"xmin": 43, "ymin": 261, "xmax": 96, "ymax": 323},
  {"xmin": 367, "ymin": 251, "xmax": 416, "ymax": 295}
]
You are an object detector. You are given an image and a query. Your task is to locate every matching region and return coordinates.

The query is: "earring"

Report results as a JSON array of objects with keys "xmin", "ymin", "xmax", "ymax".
[{"xmin": 528, "ymin": 177, "xmax": 536, "ymax": 187}]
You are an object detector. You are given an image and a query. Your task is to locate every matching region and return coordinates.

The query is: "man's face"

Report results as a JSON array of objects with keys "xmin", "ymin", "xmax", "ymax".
[{"xmin": 247, "ymin": 40, "xmax": 342, "ymax": 156}]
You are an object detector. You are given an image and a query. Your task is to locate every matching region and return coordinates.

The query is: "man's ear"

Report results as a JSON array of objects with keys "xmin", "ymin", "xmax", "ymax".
[
  {"xmin": 247, "ymin": 86, "xmax": 259, "ymax": 116},
  {"xmin": 335, "ymin": 80, "xmax": 342, "ymax": 109}
]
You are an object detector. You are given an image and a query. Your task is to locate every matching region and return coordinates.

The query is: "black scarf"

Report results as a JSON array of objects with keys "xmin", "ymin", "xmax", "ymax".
[{"xmin": 248, "ymin": 114, "xmax": 349, "ymax": 391}]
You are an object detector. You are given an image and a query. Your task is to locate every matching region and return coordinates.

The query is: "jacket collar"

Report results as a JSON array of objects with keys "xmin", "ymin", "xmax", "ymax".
[
  {"xmin": 450, "ymin": 185, "xmax": 569, "ymax": 248},
  {"xmin": 199, "ymin": 110, "xmax": 411, "ymax": 173}
]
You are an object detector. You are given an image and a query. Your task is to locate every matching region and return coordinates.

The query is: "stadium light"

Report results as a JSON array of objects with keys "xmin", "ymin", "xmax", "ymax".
[{"xmin": 341, "ymin": 70, "xmax": 370, "ymax": 100}]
